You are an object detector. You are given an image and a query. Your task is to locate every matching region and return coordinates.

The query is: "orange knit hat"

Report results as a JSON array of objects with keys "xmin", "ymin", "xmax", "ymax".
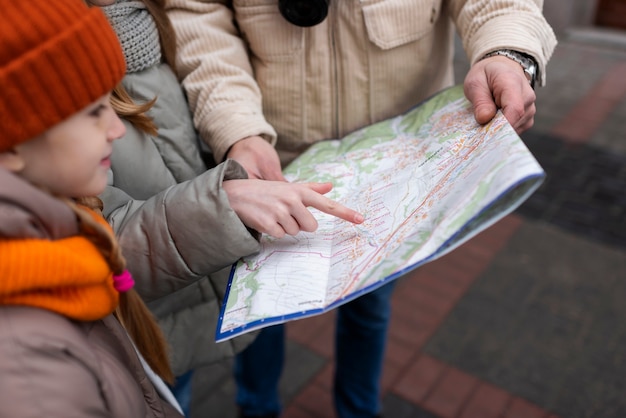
[{"xmin": 0, "ymin": 0, "xmax": 126, "ymax": 153}]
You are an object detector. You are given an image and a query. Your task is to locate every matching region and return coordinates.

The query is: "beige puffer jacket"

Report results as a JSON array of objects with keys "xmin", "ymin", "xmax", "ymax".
[
  {"xmin": 166, "ymin": 0, "xmax": 557, "ymax": 165},
  {"xmin": 0, "ymin": 308, "xmax": 183, "ymax": 418}
]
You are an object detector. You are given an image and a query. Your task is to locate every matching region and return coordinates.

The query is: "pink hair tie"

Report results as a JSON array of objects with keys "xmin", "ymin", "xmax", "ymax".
[{"xmin": 112, "ymin": 270, "xmax": 135, "ymax": 293}]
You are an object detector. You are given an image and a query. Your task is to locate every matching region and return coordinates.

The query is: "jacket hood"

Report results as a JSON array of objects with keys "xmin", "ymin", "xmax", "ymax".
[{"xmin": 0, "ymin": 167, "xmax": 78, "ymax": 240}]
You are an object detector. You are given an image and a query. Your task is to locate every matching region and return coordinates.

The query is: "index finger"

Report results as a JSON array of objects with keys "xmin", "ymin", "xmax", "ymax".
[{"xmin": 304, "ymin": 193, "xmax": 365, "ymax": 224}]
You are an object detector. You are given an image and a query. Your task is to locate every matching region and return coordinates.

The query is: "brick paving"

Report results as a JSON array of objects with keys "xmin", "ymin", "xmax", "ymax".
[
  {"xmin": 517, "ymin": 132, "xmax": 626, "ymax": 249},
  {"xmin": 190, "ymin": 29, "xmax": 626, "ymax": 418}
]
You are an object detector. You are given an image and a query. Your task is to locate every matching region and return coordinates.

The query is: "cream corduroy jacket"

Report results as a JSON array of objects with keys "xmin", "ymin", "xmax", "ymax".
[{"xmin": 166, "ymin": 0, "xmax": 557, "ymax": 166}]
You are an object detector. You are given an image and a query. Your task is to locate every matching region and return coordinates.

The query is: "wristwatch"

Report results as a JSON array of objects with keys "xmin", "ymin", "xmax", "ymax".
[{"xmin": 482, "ymin": 49, "xmax": 538, "ymax": 89}]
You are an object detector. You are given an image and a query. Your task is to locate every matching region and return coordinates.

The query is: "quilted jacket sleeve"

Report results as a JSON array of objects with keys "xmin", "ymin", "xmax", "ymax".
[{"xmin": 101, "ymin": 159, "xmax": 260, "ymax": 303}]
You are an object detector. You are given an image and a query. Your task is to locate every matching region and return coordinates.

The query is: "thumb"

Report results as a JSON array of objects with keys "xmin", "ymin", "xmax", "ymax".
[{"xmin": 466, "ymin": 84, "xmax": 498, "ymax": 125}]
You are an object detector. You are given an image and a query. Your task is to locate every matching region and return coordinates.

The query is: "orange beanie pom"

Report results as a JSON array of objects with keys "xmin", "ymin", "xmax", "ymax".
[{"xmin": 0, "ymin": 0, "xmax": 126, "ymax": 152}]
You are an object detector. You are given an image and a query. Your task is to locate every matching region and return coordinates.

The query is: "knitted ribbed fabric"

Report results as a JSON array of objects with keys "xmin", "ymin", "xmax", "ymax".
[
  {"xmin": 0, "ymin": 237, "xmax": 119, "ymax": 321},
  {"xmin": 0, "ymin": 206, "xmax": 120, "ymax": 321},
  {"xmin": 0, "ymin": 1, "xmax": 126, "ymax": 152},
  {"xmin": 103, "ymin": 0, "xmax": 162, "ymax": 74}
]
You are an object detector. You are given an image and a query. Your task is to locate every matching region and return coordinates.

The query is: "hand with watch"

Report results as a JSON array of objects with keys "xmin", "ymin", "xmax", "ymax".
[
  {"xmin": 464, "ymin": 48, "xmax": 541, "ymax": 134},
  {"xmin": 482, "ymin": 49, "xmax": 539, "ymax": 89}
]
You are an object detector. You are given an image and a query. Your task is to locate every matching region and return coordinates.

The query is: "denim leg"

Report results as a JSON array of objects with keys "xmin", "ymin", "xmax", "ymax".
[
  {"xmin": 234, "ymin": 323, "xmax": 285, "ymax": 416},
  {"xmin": 334, "ymin": 281, "xmax": 396, "ymax": 418},
  {"xmin": 170, "ymin": 369, "xmax": 194, "ymax": 417}
]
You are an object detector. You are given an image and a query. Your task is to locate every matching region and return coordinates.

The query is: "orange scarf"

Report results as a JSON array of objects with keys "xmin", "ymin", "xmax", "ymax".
[{"xmin": 0, "ymin": 212, "xmax": 119, "ymax": 321}]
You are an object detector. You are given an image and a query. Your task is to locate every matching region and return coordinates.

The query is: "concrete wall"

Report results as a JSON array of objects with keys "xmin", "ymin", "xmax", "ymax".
[{"xmin": 543, "ymin": 0, "xmax": 600, "ymax": 35}]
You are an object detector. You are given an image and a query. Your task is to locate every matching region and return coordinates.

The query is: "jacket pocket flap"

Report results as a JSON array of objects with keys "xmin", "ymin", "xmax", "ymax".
[{"xmin": 362, "ymin": 0, "xmax": 440, "ymax": 50}]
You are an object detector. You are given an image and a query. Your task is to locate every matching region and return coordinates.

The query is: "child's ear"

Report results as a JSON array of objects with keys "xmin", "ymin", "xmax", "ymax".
[{"xmin": 0, "ymin": 149, "xmax": 25, "ymax": 172}]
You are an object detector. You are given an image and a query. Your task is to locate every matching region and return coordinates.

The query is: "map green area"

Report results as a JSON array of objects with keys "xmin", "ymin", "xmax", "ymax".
[{"xmin": 216, "ymin": 85, "xmax": 545, "ymax": 342}]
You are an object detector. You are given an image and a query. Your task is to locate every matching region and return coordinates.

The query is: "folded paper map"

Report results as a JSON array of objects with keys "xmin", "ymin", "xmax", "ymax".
[{"xmin": 216, "ymin": 85, "xmax": 545, "ymax": 342}]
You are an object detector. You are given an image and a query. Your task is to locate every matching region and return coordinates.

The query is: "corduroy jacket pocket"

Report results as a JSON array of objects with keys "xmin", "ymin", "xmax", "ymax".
[
  {"xmin": 236, "ymin": 0, "xmax": 303, "ymax": 61},
  {"xmin": 361, "ymin": 0, "xmax": 441, "ymax": 50}
]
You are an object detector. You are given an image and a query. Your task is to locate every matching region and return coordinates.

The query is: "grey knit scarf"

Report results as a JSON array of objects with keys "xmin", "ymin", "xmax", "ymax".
[{"xmin": 102, "ymin": 1, "xmax": 161, "ymax": 74}]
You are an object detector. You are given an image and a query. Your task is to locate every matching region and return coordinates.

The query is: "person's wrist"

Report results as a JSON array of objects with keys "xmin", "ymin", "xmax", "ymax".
[
  {"xmin": 481, "ymin": 49, "xmax": 538, "ymax": 89},
  {"xmin": 224, "ymin": 144, "xmax": 236, "ymax": 160},
  {"xmin": 225, "ymin": 137, "xmax": 248, "ymax": 160}
]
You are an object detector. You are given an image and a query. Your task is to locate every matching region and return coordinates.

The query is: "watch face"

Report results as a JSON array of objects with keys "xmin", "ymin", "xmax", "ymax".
[
  {"xmin": 522, "ymin": 57, "xmax": 538, "ymax": 88},
  {"xmin": 522, "ymin": 57, "xmax": 535, "ymax": 72},
  {"xmin": 524, "ymin": 67, "xmax": 535, "ymax": 88}
]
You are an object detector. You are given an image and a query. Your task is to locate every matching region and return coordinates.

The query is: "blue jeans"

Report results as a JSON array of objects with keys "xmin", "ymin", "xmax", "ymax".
[
  {"xmin": 235, "ymin": 281, "xmax": 395, "ymax": 418},
  {"xmin": 170, "ymin": 369, "xmax": 194, "ymax": 417},
  {"xmin": 234, "ymin": 323, "xmax": 285, "ymax": 416}
]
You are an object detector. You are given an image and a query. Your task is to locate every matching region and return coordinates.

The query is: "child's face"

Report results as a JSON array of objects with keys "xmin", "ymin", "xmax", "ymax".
[{"xmin": 14, "ymin": 93, "xmax": 125, "ymax": 198}]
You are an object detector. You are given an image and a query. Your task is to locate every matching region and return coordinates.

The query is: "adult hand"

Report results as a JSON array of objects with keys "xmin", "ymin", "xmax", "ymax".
[
  {"xmin": 464, "ymin": 56, "xmax": 537, "ymax": 134},
  {"xmin": 223, "ymin": 179, "xmax": 364, "ymax": 239},
  {"xmin": 226, "ymin": 135, "xmax": 285, "ymax": 181}
]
